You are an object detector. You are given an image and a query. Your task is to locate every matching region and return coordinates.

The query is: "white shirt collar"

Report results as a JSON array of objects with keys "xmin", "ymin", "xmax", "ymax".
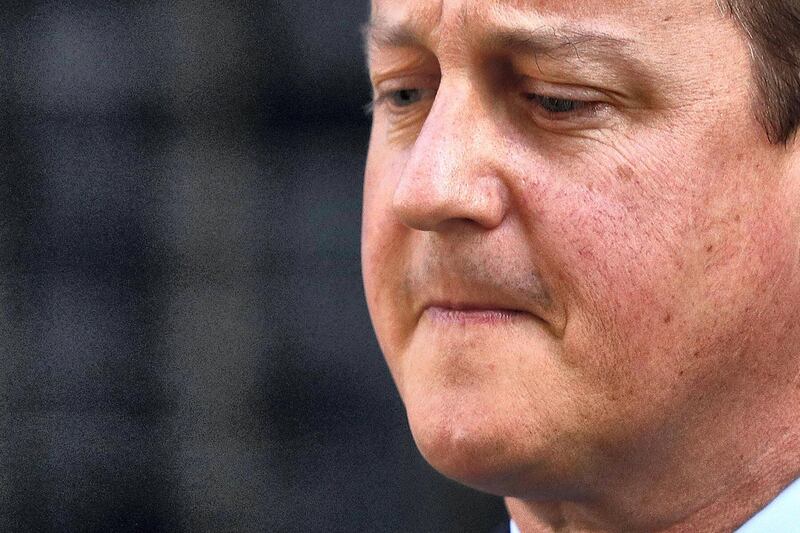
[
  {"xmin": 508, "ymin": 477, "xmax": 800, "ymax": 533},
  {"xmin": 735, "ymin": 477, "xmax": 800, "ymax": 533}
]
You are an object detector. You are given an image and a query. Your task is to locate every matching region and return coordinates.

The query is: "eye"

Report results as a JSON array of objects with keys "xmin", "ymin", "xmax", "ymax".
[
  {"xmin": 526, "ymin": 94, "xmax": 588, "ymax": 114},
  {"xmin": 389, "ymin": 88, "xmax": 424, "ymax": 108}
]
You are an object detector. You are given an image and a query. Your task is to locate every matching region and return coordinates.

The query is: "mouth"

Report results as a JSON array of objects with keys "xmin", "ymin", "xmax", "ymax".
[{"xmin": 423, "ymin": 302, "xmax": 528, "ymax": 325}]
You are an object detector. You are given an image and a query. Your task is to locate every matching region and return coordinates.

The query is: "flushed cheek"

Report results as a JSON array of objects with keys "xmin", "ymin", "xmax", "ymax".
[
  {"xmin": 523, "ymin": 158, "xmax": 793, "ymax": 411},
  {"xmin": 514, "ymin": 138, "xmax": 694, "ymax": 318},
  {"xmin": 545, "ymin": 184, "xmax": 680, "ymax": 313},
  {"xmin": 518, "ymin": 171, "xmax": 697, "ymax": 392},
  {"xmin": 518, "ymin": 188, "xmax": 702, "ymax": 448}
]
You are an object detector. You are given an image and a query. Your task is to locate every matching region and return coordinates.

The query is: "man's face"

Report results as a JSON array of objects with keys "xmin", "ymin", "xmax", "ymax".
[{"xmin": 362, "ymin": 0, "xmax": 799, "ymax": 497}]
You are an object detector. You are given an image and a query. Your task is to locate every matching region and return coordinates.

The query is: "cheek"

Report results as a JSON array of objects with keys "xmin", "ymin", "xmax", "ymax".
[
  {"xmin": 361, "ymin": 153, "xmax": 385, "ymax": 312},
  {"xmin": 362, "ymin": 142, "xmax": 407, "ymax": 297},
  {"xmin": 517, "ymin": 146, "xmax": 712, "ymax": 388},
  {"xmin": 519, "ymin": 134, "xmax": 795, "ymax": 409},
  {"xmin": 555, "ymin": 195, "xmax": 680, "ymax": 378},
  {"xmin": 361, "ymin": 149, "xmax": 416, "ymax": 384},
  {"xmin": 535, "ymin": 179, "xmax": 682, "ymax": 323}
]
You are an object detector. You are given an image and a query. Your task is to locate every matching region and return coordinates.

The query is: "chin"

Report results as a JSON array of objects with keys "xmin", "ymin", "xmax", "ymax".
[
  {"xmin": 391, "ymin": 325, "xmax": 585, "ymax": 495},
  {"xmin": 410, "ymin": 410, "xmax": 513, "ymax": 493},
  {"xmin": 400, "ymin": 375, "xmax": 588, "ymax": 499},
  {"xmin": 403, "ymin": 386, "xmax": 539, "ymax": 495}
]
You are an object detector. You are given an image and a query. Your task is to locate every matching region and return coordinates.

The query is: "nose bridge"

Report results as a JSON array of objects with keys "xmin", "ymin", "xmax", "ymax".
[
  {"xmin": 393, "ymin": 78, "xmax": 508, "ymax": 232},
  {"xmin": 413, "ymin": 78, "xmax": 479, "ymax": 184}
]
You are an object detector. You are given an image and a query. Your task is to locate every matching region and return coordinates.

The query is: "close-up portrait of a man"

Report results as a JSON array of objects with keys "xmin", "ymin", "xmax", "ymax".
[{"xmin": 361, "ymin": 0, "xmax": 800, "ymax": 531}]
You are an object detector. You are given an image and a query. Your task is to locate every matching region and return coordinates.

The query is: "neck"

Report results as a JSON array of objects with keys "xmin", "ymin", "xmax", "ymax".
[{"xmin": 507, "ymin": 402, "xmax": 800, "ymax": 532}]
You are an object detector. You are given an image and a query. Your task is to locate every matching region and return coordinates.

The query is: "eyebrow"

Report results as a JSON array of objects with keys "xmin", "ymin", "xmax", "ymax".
[
  {"xmin": 362, "ymin": 19, "xmax": 424, "ymax": 52},
  {"xmin": 485, "ymin": 27, "xmax": 636, "ymax": 61},
  {"xmin": 363, "ymin": 18, "xmax": 643, "ymax": 71}
]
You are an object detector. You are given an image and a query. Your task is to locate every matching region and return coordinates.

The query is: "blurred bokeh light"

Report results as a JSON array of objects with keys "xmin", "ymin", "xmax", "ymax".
[{"xmin": 2, "ymin": 1, "xmax": 507, "ymax": 531}]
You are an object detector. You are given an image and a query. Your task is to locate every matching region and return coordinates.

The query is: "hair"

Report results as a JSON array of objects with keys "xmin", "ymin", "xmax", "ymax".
[{"xmin": 723, "ymin": 0, "xmax": 800, "ymax": 144}]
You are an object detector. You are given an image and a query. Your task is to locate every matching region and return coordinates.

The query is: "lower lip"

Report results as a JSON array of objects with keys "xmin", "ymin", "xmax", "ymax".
[{"xmin": 424, "ymin": 306, "xmax": 525, "ymax": 325}]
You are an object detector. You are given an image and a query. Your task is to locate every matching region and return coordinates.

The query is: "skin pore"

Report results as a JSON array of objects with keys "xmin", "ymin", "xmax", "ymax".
[{"xmin": 361, "ymin": 0, "xmax": 800, "ymax": 531}]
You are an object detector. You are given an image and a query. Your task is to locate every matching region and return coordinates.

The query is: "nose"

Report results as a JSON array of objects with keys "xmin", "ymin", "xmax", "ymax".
[{"xmin": 392, "ymin": 83, "xmax": 510, "ymax": 232}]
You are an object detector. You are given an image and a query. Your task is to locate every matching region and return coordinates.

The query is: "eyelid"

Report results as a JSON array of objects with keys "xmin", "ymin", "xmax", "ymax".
[
  {"xmin": 520, "ymin": 78, "xmax": 608, "ymax": 102},
  {"xmin": 374, "ymin": 74, "xmax": 439, "ymax": 94},
  {"xmin": 518, "ymin": 79, "xmax": 616, "ymax": 130}
]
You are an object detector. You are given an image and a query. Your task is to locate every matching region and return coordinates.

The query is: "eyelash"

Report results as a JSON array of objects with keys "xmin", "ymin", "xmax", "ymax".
[{"xmin": 525, "ymin": 94, "xmax": 590, "ymax": 115}]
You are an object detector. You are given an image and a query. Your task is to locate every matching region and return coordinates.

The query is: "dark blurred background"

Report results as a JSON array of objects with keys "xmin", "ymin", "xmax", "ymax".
[{"xmin": 2, "ymin": 1, "xmax": 507, "ymax": 531}]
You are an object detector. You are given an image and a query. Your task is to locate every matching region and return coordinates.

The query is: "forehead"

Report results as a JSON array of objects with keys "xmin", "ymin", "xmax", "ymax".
[{"xmin": 369, "ymin": 0, "xmax": 717, "ymax": 42}]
